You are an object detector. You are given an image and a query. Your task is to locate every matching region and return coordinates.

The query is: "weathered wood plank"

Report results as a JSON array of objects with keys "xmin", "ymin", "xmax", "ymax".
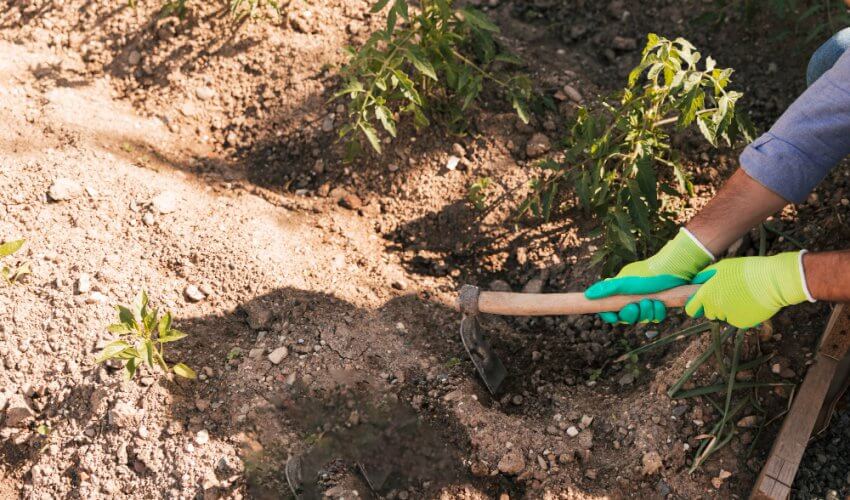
[{"xmin": 750, "ymin": 304, "xmax": 850, "ymax": 500}]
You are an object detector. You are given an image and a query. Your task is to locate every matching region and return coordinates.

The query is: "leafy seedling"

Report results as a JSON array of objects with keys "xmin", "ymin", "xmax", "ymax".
[
  {"xmin": 519, "ymin": 34, "xmax": 755, "ymax": 275},
  {"xmin": 1, "ymin": 239, "xmax": 30, "ymax": 284},
  {"xmin": 467, "ymin": 177, "xmax": 492, "ymax": 211},
  {"xmin": 336, "ymin": 0, "xmax": 532, "ymax": 156},
  {"xmin": 96, "ymin": 291, "xmax": 196, "ymax": 380}
]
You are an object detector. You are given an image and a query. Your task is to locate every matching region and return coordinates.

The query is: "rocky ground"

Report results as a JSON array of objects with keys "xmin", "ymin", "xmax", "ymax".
[{"xmin": 2, "ymin": 0, "xmax": 850, "ymax": 498}]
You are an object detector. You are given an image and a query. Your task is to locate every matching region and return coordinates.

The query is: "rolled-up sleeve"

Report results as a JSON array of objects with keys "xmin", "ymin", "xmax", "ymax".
[{"xmin": 740, "ymin": 50, "xmax": 850, "ymax": 203}]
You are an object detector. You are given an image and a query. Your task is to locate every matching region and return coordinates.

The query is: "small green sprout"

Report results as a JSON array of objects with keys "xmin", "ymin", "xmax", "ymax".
[
  {"xmin": 96, "ymin": 291, "xmax": 196, "ymax": 381},
  {"xmin": 1, "ymin": 239, "xmax": 30, "ymax": 284}
]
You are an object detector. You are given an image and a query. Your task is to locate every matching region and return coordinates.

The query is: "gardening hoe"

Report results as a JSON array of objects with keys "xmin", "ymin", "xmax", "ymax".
[{"xmin": 457, "ymin": 283, "xmax": 701, "ymax": 394}]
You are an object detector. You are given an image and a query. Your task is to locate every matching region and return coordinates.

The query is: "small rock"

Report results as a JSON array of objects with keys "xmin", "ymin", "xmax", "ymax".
[
  {"xmin": 321, "ymin": 114, "xmax": 335, "ymax": 132},
  {"xmin": 195, "ymin": 429, "xmax": 209, "ymax": 445},
  {"xmin": 225, "ymin": 131, "xmax": 238, "ymax": 147},
  {"xmin": 76, "ymin": 273, "xmax": 92, "ymax": 294},
  {"xmin": 391, "ymin": 279, "xmax": 407, "ymax": 290},
  {"xmin": 645, "ymin": 330, "xmax": 659, "ymax": 340},
  {"xmin": 612, "ymin": 36, "xmax": 637, "ymax": 51},
  {"xmin": 489, "ymin": 280, "xmax": 512, "ymax": 292},
  {"xmin": 711, "ymin": 469, "xmax": 732, "ymax": 489},
  {"xmin": 562, "ymin": 84, "xmax": 582, "ymax": 103},
  {"xmin": 3, "ymin": 394, "xmax": 35, "ymax": 427},
  {"xmin": 641, "ymin": 451, "xmax": 663, "ymax": 476},
  {"xmin": 446, "ymin": 155, "xmax": 460, "ymax": 171},
  {"xmin": 142, "ymin": 212, "xmax": 155, "ymax": 226},
  {"xmin": 128, "ymin": 50, "xmax": 141, "ymax": 65},
  {"xmin": 531, "ymin": 351, "xmax": 542, "ymax": 362},
  {"xmin": 511, "ymin": 395, "xmax": 523, "ymax": 406},
  {"xmin": 522, "ymin": 276, "xmax": 544, "ymax": 294},
  {"xmin": 737, "ymin": 415, "xmax": 760, "ymax": 428},
  {"xmin": 618, "ymin": 372, "xmax": 635, "ymax": 386},
  {"xmin": 195, "ymin": 86, "xmax": 216, "ymax": 101},
  {"xmin": 312, "ymin": 159, "xmax": 325, "ymax": 174},
  {"xmin": 526, "ymin": 133, "xmax": 551, "ymax": 158},
  {"xmin": 339, "ymin": 193, "xmax": 363, "ymax": 210},
  {"xmin": 451, "ymin": 143, "xmax": 466, "ymax": 157},
  {"xmin": 246, "ymin": 304, "xmax": 274, "ymax": 330},
  {"xmin": 497, "ymin": 449, "xmax": 525, "ymax": 475},
  {"xmin": 268, "ymin": 346, "xmax": 288, "ymax": 365},
  {"xmin": 151, "ymin": 191, "xmax": 180, "ymax": 214},
  {"xmin": 578, "ymin": 429, "xmax": 594, "ymax": 449},
  {"xmin": 580, "ymin": 415, "xmax": 594, "ymax": 428},
  {"xmin": 47, "ymin": 178, "xmax": 83, "ymax": 201},
  {"xmin": 184, "ymin": 285, "xmax": 205, "ymax": 303},
  {"xmin": 109, "ymin": 400, "xmax": 140, "ymax": 428},
  {"xmin": 566, "ymin": 426, "xmax": 579, "ymax": 437}
]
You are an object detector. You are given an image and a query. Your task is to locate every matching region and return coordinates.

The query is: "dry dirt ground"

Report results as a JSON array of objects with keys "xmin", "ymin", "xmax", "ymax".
[{"xmin": 2, "ymin": 1, "xmax": 850, "ymax": 499}]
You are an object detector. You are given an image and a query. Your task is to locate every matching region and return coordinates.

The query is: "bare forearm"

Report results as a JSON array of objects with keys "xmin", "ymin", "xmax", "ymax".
[
  {"xmin": 686, "ymin": 169, "xmax": 789, "ymax": 256},
  {"xmin": 803, "ymin": 251, "xmax": 850, "ymax": 302}
]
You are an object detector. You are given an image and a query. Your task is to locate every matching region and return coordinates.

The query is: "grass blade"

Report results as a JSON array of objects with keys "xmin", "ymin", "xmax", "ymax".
[
  {"xmin": 672, "ymin": 381, "xmax": 794, "ymax": 399},
  {"xmin": 667, "ymin": 326, "xmax": 733, "ymax": 399},
  {"xmin": 616, "ymin": 321, "xmax": 712, "ymax": 363}
]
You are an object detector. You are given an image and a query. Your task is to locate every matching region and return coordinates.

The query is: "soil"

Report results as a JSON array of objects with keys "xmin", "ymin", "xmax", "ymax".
[{"xmin": 2, "ymin": 0, "xmax": 850, "ymax": 499}]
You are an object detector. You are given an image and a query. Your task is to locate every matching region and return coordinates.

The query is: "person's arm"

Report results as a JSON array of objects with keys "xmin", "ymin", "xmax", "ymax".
[
  {"xmin": 804, "ymin": 251, "xmax": 850, "ymax": 301},
  {"xmin": 685, "ymin": 169, "xmax": 788, "ymax": 256}
]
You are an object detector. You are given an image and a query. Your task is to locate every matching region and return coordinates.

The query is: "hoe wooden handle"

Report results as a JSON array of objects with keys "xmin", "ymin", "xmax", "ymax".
[{"xmin": 462, "ymin": 284, "xmax": 701, "ymax": 317}]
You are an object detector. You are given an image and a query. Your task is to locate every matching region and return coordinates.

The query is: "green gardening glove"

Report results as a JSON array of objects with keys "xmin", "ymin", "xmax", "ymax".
[
  {"xmin": 685, "ymin": 251, "xmax": 815, "ymax": 329},
  {"xmin": 585, "ymin": 229, "xmax": 714, "ymax": 324}
]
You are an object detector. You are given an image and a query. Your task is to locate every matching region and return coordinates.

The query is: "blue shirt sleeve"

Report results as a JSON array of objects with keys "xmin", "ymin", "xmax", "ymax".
[{"xmin": 740, "ymin": 49, "xmax": 850, "ymax": 203}]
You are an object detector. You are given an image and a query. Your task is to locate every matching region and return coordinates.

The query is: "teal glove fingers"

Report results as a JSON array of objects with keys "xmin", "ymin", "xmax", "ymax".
[
  {"xmin": 585, "ymin": 229, "xmax": 714, "ymax": 327},
  {"xmin": 598, "ymin": 298, "xmax": 667, "ymax": 325},
  {"xmin": 684, "ymin": 252, "xmax": 813, "ymax": 329},
  {"xmin": 585, "ymin": 275, "xmax": 690, "ymax": 299}
]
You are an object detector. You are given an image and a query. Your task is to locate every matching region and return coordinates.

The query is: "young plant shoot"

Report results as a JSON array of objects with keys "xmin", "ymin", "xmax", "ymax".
[{"xmin": 96, "ymin": 291, "xmax": 196, "ymax": 381}]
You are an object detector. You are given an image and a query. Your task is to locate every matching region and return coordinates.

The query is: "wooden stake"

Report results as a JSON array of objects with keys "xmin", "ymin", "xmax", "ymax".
[{"xmin": 750, "ymin": 304, "xmax": 850, "ymax": 500}]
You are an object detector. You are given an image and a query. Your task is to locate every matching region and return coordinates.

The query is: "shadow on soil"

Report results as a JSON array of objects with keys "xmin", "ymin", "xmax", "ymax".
[{"xmin": 159, "ymin": 287, "xmax": 526, "ymax": 499}]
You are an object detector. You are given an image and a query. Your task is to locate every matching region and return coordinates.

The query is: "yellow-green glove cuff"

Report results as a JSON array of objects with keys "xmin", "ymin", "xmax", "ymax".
[{"xmin": 685, "ymin": 250, "xmax": 815, "ymax": 329}]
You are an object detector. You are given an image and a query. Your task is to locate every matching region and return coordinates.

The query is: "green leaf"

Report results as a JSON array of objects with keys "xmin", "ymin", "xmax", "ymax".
[
  {"xmin": 494, "ymin": 52, "xmax": 523, "ymax": 65},
  {"xmin": 133, "ymin": 291, "xmax": 149, "ymax": 321},
  {"xmin": 159, "ymin": 329, "xmax": 188, "ymax": 343},
  {"xmin": 107, "ymin": 323, "xmax": 134, "ymax": 335},
  {"xmin": 635, "ymin": 156, "xmax": 658, "ymax": 210},
  {"xmin": 117, "ymin": 305, "xmax": 137, "ymax": 329},
  {"xmin": 173, "ymin": 363, "xmax": 197, "ymax": 379},
  {"xmin": 460, "ymin": 8, "xmax": 499, "ymax": 32},
  {"xmin": 124, "ymin": 357, "xmax": 138, "ymax": 380},
  {"xmin": 158, "ymin": 312, "xmax": 172, "ymax": 338},
  {"xmin": 678, "ymin": 87, "xmax": 704, "ymax": 127},
  {"xmin": 358, "ymin": 122, "xmax": 382, "ymax": 153},
  {"xmin": 96, "ymin": 341, "xmax": 132, "ymax": 363},
  {"xmin": 332, "ymin": 79, "xmax": 365, "ymax": 99},
  {"xmin": 370, "ymin": 0, "xmax": 390, "ymax": 13},
  {"xmin": 626, "ymin": 179, "xmax": 652, "ymax": 236},
  {"xmin": 412, "ymin": 106, "xmax": 430, "ymax": 129},
  {"xmin": 512, "ymin": 96, "xmax": 530, "ymax": 124},
  {"xmin": 405, "ymin": 47, "xmax": 437, "ymax": 81},
  {"xmin": 374, "ymin": 105, "xmax": 397, "ymax": 137},
  {"xmin": 143, "ymin": 339, "xmax": 155, "ymax": 367},
  {"xmin": 143, "ymin": 308, "xmax": 157, "ymax": 334},
  {"xmin": 393, "ymin": 0, "xmax": 408, "ymax": 20},
  {"xmin": 0, "ymin": 239, "xmax": 24, "ymax": 258}
]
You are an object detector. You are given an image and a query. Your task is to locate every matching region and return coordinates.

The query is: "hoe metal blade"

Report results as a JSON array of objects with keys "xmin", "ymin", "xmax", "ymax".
[{"xmin": 460, "ymin": 313, "xmax": 506, "ymax": 395}]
